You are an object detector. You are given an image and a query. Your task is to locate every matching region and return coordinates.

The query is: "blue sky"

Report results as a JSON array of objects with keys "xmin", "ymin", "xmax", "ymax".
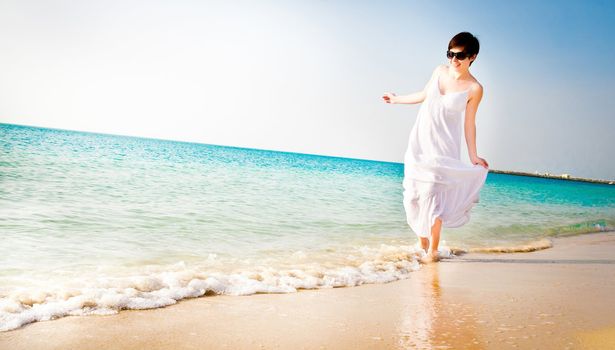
[{"xmin": 0, "ymin": 0, "xmax": 613, "ymax": 180}]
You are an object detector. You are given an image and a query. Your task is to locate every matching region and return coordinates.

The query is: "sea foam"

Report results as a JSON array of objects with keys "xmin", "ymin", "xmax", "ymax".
[{"xmin": 0, "ymin": 243, "xmax": 430, "ymax": 332}]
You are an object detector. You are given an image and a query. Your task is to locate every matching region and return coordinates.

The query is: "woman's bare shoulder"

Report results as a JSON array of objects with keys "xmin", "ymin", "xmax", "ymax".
[
  {"xmin": 468, "ymin": 80, "xmax": 484, "ymax": 102},
  {"xmin": 471, "ymin": 80, "xmax": 483, "ymax": 93}
]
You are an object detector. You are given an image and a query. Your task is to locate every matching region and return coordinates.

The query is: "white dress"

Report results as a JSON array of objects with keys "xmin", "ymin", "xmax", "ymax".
[{"xmin": 402, "ymin": 67, "xmax": 488, "ymax": 238}]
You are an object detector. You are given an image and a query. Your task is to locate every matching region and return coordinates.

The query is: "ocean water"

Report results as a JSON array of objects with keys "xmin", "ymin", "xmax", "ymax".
[{"xmin": 1, "ymin": 123, "xmax": 613, "ymax": 331}]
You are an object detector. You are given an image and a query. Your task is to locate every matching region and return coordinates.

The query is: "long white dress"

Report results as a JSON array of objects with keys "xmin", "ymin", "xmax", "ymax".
[{"xmin": 402, "ymin": 67, "xmax": 488, "ymax": 239}]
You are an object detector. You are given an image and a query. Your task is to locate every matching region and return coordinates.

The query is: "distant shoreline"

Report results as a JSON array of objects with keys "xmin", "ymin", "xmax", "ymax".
[{"xmin": 488, "ymin": 169, "xmax": 614, "ymax": 185}]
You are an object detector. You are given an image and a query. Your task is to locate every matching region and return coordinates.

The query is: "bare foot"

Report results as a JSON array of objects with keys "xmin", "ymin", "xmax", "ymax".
[{"xmin": 419, "ymin": 251, "xmax": 440, "ymax": 264}]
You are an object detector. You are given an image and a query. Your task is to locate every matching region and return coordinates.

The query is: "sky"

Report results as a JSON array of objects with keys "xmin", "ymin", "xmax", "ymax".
[{"xmin": 1, "ymin": 0, "xmax": 614, "ymax": 180}]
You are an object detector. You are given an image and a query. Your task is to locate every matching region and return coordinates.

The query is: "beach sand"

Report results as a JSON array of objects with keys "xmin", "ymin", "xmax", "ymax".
[{"xmin": 2, "ymin": 231, "xmax": 615, "ymax": 350}]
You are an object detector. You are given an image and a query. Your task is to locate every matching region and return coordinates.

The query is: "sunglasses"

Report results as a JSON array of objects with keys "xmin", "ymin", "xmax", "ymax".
[{"xmin": 446, "ymin": 50, "xmax": 471, "ymax": 60}]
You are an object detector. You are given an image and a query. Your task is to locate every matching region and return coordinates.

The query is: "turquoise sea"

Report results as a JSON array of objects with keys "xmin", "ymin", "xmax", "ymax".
[{"xmin": 1, "ymin": 123, "xmax": 613, "ymax": 331}]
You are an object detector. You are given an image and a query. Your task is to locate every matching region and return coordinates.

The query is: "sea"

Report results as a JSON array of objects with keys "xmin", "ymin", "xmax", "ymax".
[{"xmin": 1, "ymin": 122, "xmax": 613, "ymax": 331}]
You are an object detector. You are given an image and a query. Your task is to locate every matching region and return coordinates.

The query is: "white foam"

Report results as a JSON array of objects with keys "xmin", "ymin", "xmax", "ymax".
[{"xmin": 0, "ymin": 243, "xmax": 436, "ymax": 332}]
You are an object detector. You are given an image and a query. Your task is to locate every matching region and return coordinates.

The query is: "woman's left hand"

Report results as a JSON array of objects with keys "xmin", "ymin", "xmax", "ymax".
[{"xmin": 471, "ymin": 155, "xmax": 489, "ymax": 169}]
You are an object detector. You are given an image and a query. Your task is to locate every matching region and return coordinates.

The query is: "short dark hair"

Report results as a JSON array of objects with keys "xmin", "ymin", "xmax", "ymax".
[{"xmin": 448, "ymin": 32, "xmax": 480, "ymax": 66}]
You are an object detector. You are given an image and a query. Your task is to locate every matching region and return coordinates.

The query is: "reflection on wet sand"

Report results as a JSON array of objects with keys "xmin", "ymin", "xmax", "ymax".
[{"xmin": 396, "ymin": 263, "xmax": 483, "ymax": 349}]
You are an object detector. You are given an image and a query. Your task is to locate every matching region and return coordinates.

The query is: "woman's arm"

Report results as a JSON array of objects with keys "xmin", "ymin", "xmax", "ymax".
[
  {"xmin": 388, "ymin": 91, "xmax": 426, "ymax": 104},
  {"xmin": 382, "ymin": 65, "xmax": 444, "ymax": 105},
  {"xmin": 464, "ymin": 83, "xmax": 489, "ymax": 168}
]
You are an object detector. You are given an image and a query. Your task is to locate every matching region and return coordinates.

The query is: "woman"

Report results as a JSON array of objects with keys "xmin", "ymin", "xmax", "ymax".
[{"xmin": 382, "ymin": 32, "xmax": 489, "ymax": 263}]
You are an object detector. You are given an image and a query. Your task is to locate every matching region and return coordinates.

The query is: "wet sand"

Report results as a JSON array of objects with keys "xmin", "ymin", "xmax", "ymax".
[{"xmin": 2, "ymin": 231, "xmax": 615, "ymax": 349}]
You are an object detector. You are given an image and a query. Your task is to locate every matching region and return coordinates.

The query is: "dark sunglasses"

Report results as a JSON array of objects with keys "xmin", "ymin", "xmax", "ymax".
[{"xmin": 446, "ymin": 50, "xmax": 471, "ymax": 60}]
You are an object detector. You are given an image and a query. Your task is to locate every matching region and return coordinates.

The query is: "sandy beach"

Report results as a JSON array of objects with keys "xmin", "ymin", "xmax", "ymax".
[{"xmin": 2, "ymin": 231, "xmax": 615, "ymax": 350}]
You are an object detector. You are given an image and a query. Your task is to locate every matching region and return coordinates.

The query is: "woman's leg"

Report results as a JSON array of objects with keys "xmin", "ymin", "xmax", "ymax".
[
  {"xmin": 429, "ymin": 217, "xmax": 442, "ymax": 255},
  {"xmin": 420, "ymin": 236, "xmax": 430, "ymax": 253},
  {"xmin": 419, "ymin": 217, "xmax": 443, "ymax": 263}
]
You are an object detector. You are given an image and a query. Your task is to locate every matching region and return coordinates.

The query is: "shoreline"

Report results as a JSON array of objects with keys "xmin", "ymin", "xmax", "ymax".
[
  {"xmin": 2, "ymin": 231, "xmax": 615, "ymax": 349},
  {"xmin": 487, "ymin": 169, "xmax": 614, "ymax": 185}
]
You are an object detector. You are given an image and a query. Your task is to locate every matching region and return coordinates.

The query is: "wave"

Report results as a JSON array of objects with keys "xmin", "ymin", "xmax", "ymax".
[
  {"xmin": 449, "ymin": 220, "xmax": 613, "ymax": 254},
  {"xmin": 2, "ymin": 220, "xmax": 612, "ymax": 332},
  {"xmin": 0, "ymin": 243, "xmax": 432, "ymax": 332},
  {"xmin": 464, "ymin": 238, "xmax": 553, "ymax": 253},
  {"xmin": 544, "ymin": 219, "xmax": 613, "ymax": 237}
]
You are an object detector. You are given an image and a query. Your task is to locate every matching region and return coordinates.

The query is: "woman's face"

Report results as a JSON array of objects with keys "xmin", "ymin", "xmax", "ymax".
[{"xmin": 448, "ymin": 46, "xmax": 475, "ymax": 70}]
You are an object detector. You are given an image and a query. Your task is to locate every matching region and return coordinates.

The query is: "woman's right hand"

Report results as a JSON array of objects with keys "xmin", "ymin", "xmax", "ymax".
[{"xmin": 382, "ymin": 92, "xmax": 397, "ymax": 104}]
